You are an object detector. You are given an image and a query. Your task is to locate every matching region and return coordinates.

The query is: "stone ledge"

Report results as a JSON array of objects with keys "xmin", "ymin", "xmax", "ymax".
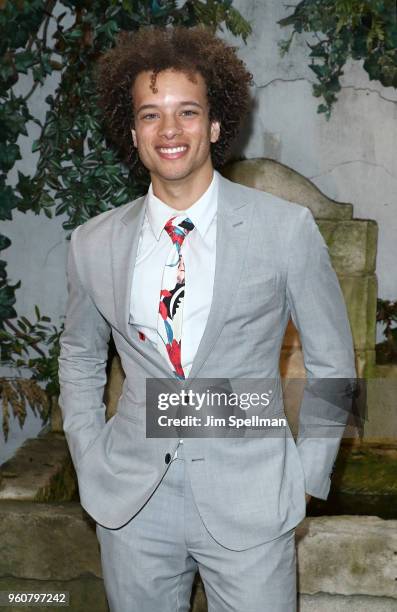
[
  {"xmin": 194, "ymin": 585, "xmax": 397, "ymax": 612},
  {"xmin": 222, "ymin": 159, "xmax": 353, "ymax": 219},
  {"xmin": 299, "ymin": 593, "xmax": 397, "ymax": 611},
  {"xmin": 339, "ymin": 274, "xmax": 377, "ymax": 350},
  {"xmin": 317, "ymin": 220, "xmax": 378, "ymax": 275},
  {"xmin": 0, "ymin": 431, "xmax": 77, "ymax": 502},
  {"xmin": 333, "ymin": 441, "xmax": 397, "ymax": 496},
  {"xmin": 355, "ymin": 349, "xmax": 376, "ymax": 378},
  {"xmin": 375, "ymin": 364, "xmax": 397, "ymax": 379},
  {"xmin": 365, "ymin": 374, "xmax": 397, "ymax": 439},
  {"xmin": 0, "ymin": 501, "xmax": 100, "ymax": 580},
  {"xmin": 296, "ymin": 515, "xmax": 397, "ymax": 598},
  {"xmin": 1, "ymin": 502, "xmax": 396, "ymax": 602}
]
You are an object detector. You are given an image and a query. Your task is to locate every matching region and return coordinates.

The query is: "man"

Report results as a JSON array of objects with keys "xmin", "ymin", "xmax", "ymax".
[{"xmin": 58, "ymin": 26, "xmax": 356, "ymax": 612}]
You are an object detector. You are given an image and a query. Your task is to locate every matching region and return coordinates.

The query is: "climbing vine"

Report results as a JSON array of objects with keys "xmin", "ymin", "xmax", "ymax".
[
  {"xmin": 279, "ymin": 0, "xmax": 397, "ymax": 117},
  {"xmin": 0, "ymin": 0, "xmax": 251, "ymax": 434}
]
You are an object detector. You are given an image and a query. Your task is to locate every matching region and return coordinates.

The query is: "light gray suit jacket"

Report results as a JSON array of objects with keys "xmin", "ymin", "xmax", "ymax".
[{"xmin": 58, "ymin": 174, "xmax": 356, "ymax": 551}]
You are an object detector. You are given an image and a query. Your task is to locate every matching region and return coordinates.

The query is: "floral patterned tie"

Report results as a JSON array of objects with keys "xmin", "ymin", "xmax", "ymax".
[{"xmin": 157, "ymin": 216, "xmax": 195, "ymax": 379}]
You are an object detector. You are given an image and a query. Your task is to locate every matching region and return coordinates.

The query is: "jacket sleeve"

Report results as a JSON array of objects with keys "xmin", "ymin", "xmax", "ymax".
[
  {"xmin": 286, "ymin": 206, "xmax": 356, "ymax": 499},
  {"xmin": 58, "ymin": 225, "xmax": 111, "ymax": 472}
]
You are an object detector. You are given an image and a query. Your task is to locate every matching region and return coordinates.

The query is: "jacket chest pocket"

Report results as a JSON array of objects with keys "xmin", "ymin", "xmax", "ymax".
[
  {"xmin": 223, "ymin": 274, "xmax": 284, "ymax": 339},
  {"xmin": 236, "ymin": 274, "xmax": 280, "ymax": 307}
]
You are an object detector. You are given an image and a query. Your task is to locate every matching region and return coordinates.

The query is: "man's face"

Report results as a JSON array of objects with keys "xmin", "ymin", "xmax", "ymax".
[{"xmin": 131, "ymin": 69, "xmax": 220, "ymax": 185}]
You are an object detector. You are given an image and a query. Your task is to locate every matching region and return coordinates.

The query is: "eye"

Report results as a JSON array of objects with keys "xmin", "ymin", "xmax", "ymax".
[
  {"xmin": 141, "ymin": 113, "xmax": 159, "ymax": 120},
  {"xmin": 181, "ymin": 109, "xmax": 198, "ymax": 117}
]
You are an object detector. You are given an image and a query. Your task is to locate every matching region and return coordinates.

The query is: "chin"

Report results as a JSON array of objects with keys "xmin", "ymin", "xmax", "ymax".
[{"xmin": 154, "ymin": 167, "xmax": 193, "ymax": 182}]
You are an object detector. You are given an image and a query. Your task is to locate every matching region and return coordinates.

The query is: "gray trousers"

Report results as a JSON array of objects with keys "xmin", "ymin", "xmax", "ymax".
[{"xmin": 96, "ymin": 444, "xmax": 297, "ymax": 612}]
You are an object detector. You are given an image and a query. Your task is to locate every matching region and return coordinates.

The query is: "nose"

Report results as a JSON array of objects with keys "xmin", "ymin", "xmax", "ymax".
[{"xmin": 158, "ymin": 113, "xmax": 183, "ymax": 139}]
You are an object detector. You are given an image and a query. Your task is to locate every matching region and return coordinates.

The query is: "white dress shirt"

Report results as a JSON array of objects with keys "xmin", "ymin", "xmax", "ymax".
[{"xmin": 130, "ymin": 170, "xmax": 219, "ymax": 378}]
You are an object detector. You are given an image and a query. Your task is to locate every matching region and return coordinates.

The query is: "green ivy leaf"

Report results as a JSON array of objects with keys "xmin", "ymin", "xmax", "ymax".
[
  {"xmin": 0, "ymin": 142, "xmax": 21, "ymax": 171},
  {"xmin": 0, "ymin": 260, "xmax": 7, "ymax": 280},
  {"xmin": 0, "ymin": 184, "xmax": 19, "ymax": 220},
  {"xmin": 14, "ymin": 50, "xmax": 37, "ymax": 74},
  {"xmin": 0, "ymin": 235, "xmax": 11, "ymax": 251},
  {"xmin": 0, "ymin": 282, "xmax": 19, "ymax": 321}
]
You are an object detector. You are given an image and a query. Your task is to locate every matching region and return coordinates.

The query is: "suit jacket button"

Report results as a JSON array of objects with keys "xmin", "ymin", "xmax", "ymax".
[{"xmin": 165, "ymin": 453, "xmax": 171, "ymax": 464}]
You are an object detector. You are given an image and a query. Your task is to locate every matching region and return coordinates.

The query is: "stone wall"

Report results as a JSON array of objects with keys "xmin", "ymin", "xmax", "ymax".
[
  {"xmin": 1, "ymin": 498, "xmax": 396, "ymax": 611},
  {"xmin": 1, "ymin": 433, "xmax": 396, "ymax": 611},
  {"xmin": 223, "ymin": 158, "xmax": 378, "ymax": 379}
]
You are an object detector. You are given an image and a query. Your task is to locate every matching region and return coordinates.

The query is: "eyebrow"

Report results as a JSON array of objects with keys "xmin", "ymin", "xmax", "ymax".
[{"xmin": 136, "ymin": 101, "xmax": 204, "ymax": 113}]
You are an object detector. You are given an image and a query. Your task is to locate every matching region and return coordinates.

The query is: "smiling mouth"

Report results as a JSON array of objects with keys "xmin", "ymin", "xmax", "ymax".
[{"xmin": 157, "ymin": 145, "xmax": 188, "ymax": 158}]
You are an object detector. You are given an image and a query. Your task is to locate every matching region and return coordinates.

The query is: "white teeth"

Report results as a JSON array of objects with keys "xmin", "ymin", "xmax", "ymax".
[{"xmin": 159, "ymin": 146, "xmax": 187, "ymax": 154}]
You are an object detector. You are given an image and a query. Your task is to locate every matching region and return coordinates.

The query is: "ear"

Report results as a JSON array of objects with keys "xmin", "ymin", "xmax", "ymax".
[
  {"xmin": 210, "ymin": 120, "xmax": 220, "ymax": 144},
  {"xmin": 131, "ymin": 128, "xmax": 137, "ymax": 147}
]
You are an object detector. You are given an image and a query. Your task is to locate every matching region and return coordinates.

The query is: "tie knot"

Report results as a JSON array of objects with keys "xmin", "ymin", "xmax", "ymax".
[{"xmin": 164, "ymin": 216, "xmax": 195, "ymax": 247}]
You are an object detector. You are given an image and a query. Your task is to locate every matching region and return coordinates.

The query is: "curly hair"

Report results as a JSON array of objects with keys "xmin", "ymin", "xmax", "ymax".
[{"xmin": 95, "ymin": 26, "xmax": 253, "ymax": 171}]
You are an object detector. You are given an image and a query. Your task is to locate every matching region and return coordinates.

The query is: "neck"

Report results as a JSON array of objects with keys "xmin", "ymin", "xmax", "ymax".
[{"xmin": 151, "ymin": 166, "xmax": 214, "ymax": 210}]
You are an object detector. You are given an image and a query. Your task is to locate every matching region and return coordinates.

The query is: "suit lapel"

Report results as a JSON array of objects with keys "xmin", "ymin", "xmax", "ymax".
[
  {"xmin": 111, "ymin": 193, "xmax": 188, "ymax": 378},
  {"xmin": 111, "ymin": 176, "xmax": 252, "ymax": 378},
  {"xmin": 111, "ymin": 195, "xmax": 147, "ymax": 339},
  {"xmin": 188, "ymin": 176, "xmax": 252, "ymax": 379}
]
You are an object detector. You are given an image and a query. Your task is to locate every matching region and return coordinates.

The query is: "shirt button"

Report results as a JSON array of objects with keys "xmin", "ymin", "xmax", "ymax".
[{"xmin": 165, "ymin": 453, "xmax": 171, "ymax": 464}]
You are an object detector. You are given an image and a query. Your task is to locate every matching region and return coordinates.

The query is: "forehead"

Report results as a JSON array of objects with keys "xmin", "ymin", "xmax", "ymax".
[{"xmin": 132, "ymin": 69, "xmax": 208, "ymax": 107}]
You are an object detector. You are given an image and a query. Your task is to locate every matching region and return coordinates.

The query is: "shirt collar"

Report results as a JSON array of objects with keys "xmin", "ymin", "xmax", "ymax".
[{"xmin": 146, "ymin": 170, "xmax": 219, "ymax": 241}]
